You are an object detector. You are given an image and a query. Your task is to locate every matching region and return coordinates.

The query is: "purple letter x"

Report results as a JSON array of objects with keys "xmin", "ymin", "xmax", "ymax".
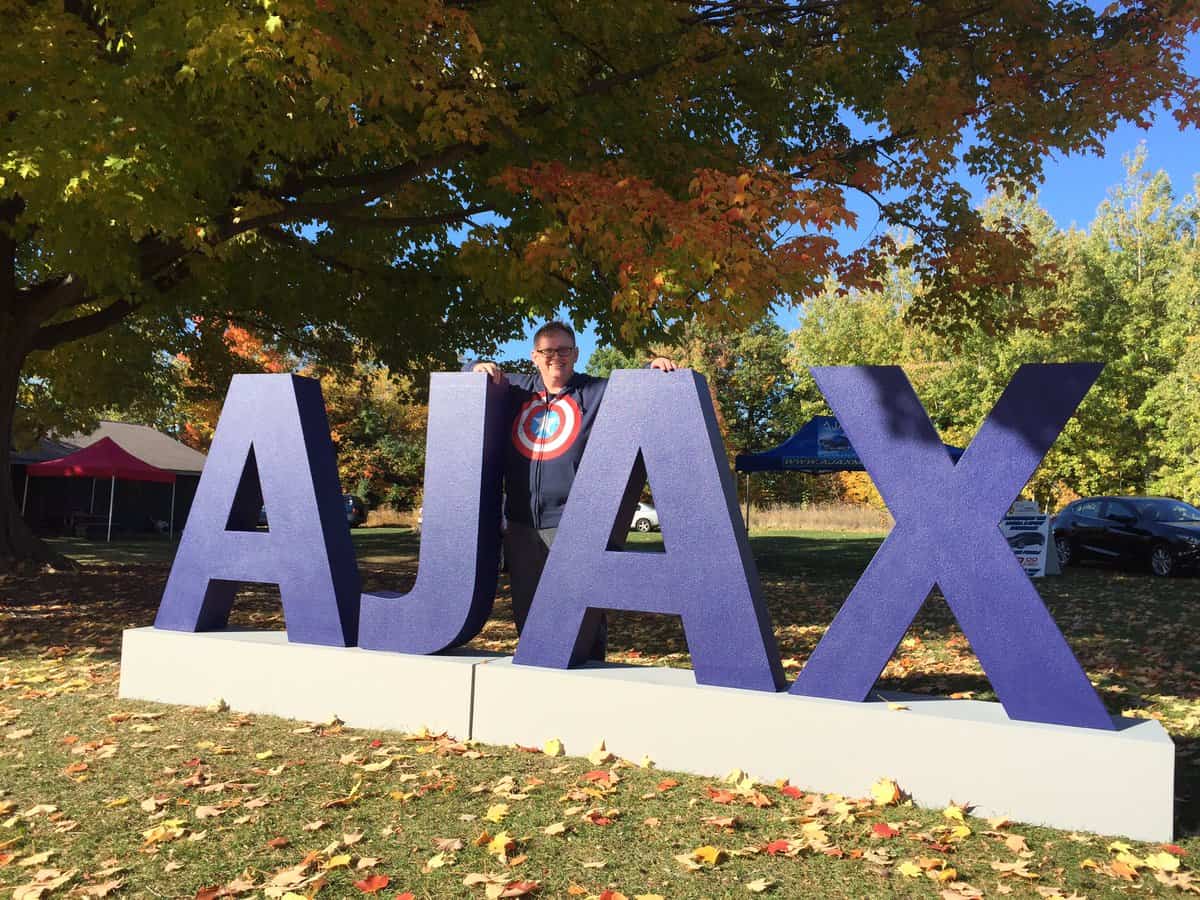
[{"xmin": 790, "ymin": 364, "xmax": 1114, "ymax": 730}]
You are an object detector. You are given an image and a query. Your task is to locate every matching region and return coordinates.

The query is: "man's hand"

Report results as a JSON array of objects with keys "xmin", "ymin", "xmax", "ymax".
[
  {"xmin": 472, "ymin": 362, "xmax": 507, "ymax": 385},
  {"xmin": 649, "ymin": 356, "xmax": 678, "ymax": 372}
]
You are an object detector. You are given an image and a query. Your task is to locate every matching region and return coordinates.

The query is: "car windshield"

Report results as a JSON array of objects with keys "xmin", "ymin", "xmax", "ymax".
[{"xmin": 1139, "ymin": 499, "xmax": 1200, "ymax": 523}]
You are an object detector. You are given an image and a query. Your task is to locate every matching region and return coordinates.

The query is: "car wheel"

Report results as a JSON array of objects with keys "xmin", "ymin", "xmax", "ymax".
[
  {"xmin": 634, "ymin": 518, "xmax": 653, "ymax": 533},
  {"xmin": 1149, "ymin": 544, "xmax": 1175, "ymax": 577},
  {"xmin": 1054, "ymin": 534, "xmax": 1074, "ymax": 566}
]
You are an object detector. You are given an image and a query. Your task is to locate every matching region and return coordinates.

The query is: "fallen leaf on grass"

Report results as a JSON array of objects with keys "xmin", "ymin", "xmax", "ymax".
[
  {"xmin": 675, "ymin": 845, "xmax": 727, "ymax": 870},
  {"xmin": 942, "ymin": 803, "xmax": 968, "ymax": 822},
  {"xmin": 872, "ymin": 823, "xmax": 899, "ymax": 839},
  {"xmin": 543, "ymin": 739, "xmax": 564, "ymax": 757},
  {"xmin": 142, "ymin": 819, "xmax": 186, "ymax": 845},
  {"xmin": 353, "ymin": 874, "xmax": 389, "ymax": 893},
  {"xmin": 13, "ymin": 867, "xmax": 77, "ymax": 899},
  {"xmin": 745, "ymin": 878, "xmax": 775, "ymax": 892},
  {"xmin": 433, "ymin": 837, "xmax": 464, "ymax": 852},
  {"xmin": 321, "ymin": 777, "xmax": 363, "ymax": 809},
  {"xmin": 266, "ymin": 863, "xmax": 310, "ymax": 889},
  {"xmin": 582, "ymin": 770, "xmax": 617, "ymax": 786},
  {"xmin": 1144, "ymin": 851, "xmax": 1180, "ymax": 872},
  {"xmin": 423, "ymin": 852, "xmax": 448, "ymax": 873},
  {"xmin": 485, "ymin": 880, "xmax": 539, "ymax": 899},
  {"xmin": 487, "ymin": 831, "xmax": 515, "ymax": 862},
  {"xmin": 78, "ymin": 879, "xmax": 123, "ymax": 897},
  {"xmin": 17, "ymin": 851, "xmax": 56, "ymax": 868},
  {"xmin": 6, "ymin": 728, "xmax": 34, "ymax": 740},
  {"xmin": 702, "ymin": 815, "xmax": 740, "ymax": 830},
  {"xmin": 870, "ymin": 778, "xmax": 902, "ymax": 806},
  {"xmin": 587, "ymin": 741, "xmax": 615, "ymax": 766},
  {"xmin": 897, "ymin": 860, "xmax": 922, "ymax": 878},
  {"xmin": 991, "ymin": 860, "xmax": 1039, "ymax": 880},
  {"xmin": 484, "ymin": 804, "xmax": 510, "ymax": 823},
  {"xmin": 762, "ymin": 839, "xmax": 798, "ymax": 857},
  {"xmin": 542, "ymin": 822, "xmax": 568, "ymax": 836},
  {"xmin": 1153, "ymin": 870, "xmax": 1199, "ymax": 892},
  {"xmin": 1004, "ymin": 834, "xmax": 1030, "ymax": 854}
]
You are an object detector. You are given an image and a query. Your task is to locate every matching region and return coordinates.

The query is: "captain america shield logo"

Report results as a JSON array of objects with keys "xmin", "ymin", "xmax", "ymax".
[{"xmin": 512, "ymin": 393, "xmax": 582, "ymax": 460}]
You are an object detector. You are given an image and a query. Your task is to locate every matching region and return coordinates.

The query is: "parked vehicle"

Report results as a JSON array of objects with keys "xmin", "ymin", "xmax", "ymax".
[
  {"xmin": 1051, "ymin": 496, "xmax": 1200, "ymax": 577},
  {"xmin": 631, "ymin": 502, "xmax": 659, "ymax": 533}
]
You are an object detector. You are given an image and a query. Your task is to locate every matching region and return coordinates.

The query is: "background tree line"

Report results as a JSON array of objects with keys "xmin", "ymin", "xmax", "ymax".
[
  {"xmin": 22, "ymin": 151, "xmax": 1197, "ymax": 518},
  {"xmin": 596, "ymin": 150, "xmax": 1200, "ymax": 511}
]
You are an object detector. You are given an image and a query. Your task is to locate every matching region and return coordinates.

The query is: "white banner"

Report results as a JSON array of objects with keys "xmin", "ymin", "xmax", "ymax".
[{"xmin": 1000, "ymin": 514, "xmax": 1057, "ymax": 578}]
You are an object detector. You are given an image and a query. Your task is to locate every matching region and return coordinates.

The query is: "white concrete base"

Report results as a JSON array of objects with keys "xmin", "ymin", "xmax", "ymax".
[
  {"xmin": 118, "ymin": 631, "xmax": 1175, "ymax": 840},
  {"xmin": 472, "ymin": 659, "xmax": 1175, "ymax": 841},
  {"xmin": 119, "ymin": 628, "xmax": 492, "ymax": 738}
]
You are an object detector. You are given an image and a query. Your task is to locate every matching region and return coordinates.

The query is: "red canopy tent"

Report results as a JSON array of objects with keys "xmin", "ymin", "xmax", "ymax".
[{"xmin": 23, "ymin": 437, "xmax": 178, "ymax": 542}]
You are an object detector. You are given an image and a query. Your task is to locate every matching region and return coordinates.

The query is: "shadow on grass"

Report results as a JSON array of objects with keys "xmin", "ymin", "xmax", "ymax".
[{"xmin": 3, "ymin": 529, "xmax": 1197, "ymax": 834}]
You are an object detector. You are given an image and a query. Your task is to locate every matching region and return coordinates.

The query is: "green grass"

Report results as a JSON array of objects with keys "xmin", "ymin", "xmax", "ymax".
[{"xmin": 0, "ymin": 528, "xmax": 1194, "ymax": 897}]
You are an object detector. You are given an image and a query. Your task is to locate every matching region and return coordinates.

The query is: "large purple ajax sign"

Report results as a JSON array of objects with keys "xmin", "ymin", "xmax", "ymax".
[{"xmin": 154, "ymin": 364, "xmax": 1113, "ymax": 731}]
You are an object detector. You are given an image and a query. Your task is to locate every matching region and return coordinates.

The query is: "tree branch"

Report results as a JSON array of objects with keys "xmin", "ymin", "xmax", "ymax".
[
  {"xmin": 274, "ymin": 142, "xmax": 478, "ymax": 201},
  {"xmin": 31, "ymin": 299, "xmax": 140, "ymax": 351},
  {"xmin": 236, "ymin": 203, "xmax": 493, "ymax": 235}
]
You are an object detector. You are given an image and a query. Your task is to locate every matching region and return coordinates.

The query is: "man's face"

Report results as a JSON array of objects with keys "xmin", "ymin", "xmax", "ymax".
[{"xmin": 531, "ymin": 330, "xmax": 579, "ymax": 386}]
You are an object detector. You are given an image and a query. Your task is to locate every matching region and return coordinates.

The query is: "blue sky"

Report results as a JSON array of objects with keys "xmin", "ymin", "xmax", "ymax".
[{"xmin": 495, "ymin": 31, "xmax": 1198, "ymax": 367}]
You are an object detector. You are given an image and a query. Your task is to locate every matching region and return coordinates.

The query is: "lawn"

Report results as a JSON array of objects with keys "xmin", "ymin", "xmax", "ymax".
[{"xmin": 0, "ymin": 528, "xmax": 1194, "ymax": 898}]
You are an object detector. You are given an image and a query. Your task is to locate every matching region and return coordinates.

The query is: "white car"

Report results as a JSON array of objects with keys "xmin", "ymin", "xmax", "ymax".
[{"xmin": 631, "ymin": 502, "xmax": 659, "ymax": 533}]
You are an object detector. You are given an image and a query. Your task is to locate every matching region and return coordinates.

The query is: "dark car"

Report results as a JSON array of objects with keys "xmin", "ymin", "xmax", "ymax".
[
  {"xmin": 1007, "ymin": 531, "xmax": 1045, "ymax": 550},
  {"xmin": 1052, "ymin": 496, "xmax": 1200, "ymax": 577}
]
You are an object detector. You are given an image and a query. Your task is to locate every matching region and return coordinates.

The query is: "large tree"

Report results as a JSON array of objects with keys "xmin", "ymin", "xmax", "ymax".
[{"xmin": 2, "ymin": 0, "xmax": 1197, "ymax": 565}]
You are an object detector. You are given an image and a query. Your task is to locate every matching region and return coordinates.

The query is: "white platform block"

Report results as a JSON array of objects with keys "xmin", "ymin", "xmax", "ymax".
[
  {"xmin": 119, "ymin": 628, "xmax": 491, "ymax": 738},
  {"xmin": 472, "ymin": 659, "xmax": 1175, "ymax": 841}
]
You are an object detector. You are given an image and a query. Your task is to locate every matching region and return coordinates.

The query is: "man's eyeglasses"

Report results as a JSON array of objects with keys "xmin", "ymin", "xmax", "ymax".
[{"xmin": 534, "ymin": 346, "xmax": 575, "ymax": 359}]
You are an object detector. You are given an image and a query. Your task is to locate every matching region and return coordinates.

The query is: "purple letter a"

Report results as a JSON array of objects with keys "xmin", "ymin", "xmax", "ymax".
[
  {"xmin": 155, "ymin": 375, "xmax": 360, "ymax": 646},
  {"xmin": 790, "ymin": 364, "xmax": 1113, "ymax": 730},
  {"xmin": 513, "ymin": 370, "xmax": 784, "ymax": 692}
]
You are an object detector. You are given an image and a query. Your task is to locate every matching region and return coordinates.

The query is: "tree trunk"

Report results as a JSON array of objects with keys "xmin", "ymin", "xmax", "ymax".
[
  {"xmin": 0, "ymin": 193, "xmax": 72, "ymax": 570},
  {"xmin": 0, "ymin": 325, "xmax": 65, "ymax": 571}
]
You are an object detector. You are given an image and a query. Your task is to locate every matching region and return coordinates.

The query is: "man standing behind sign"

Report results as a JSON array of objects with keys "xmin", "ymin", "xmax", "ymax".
[{"xmin": 468, "ymin": 322, "xmax": 676, "ymax": 658}]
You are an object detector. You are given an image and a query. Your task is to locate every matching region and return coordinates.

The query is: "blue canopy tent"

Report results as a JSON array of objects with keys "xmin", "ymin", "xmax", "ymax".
[{"xmin": 733, "ymin": 416, "xmax": 964, "ymax": 527}]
